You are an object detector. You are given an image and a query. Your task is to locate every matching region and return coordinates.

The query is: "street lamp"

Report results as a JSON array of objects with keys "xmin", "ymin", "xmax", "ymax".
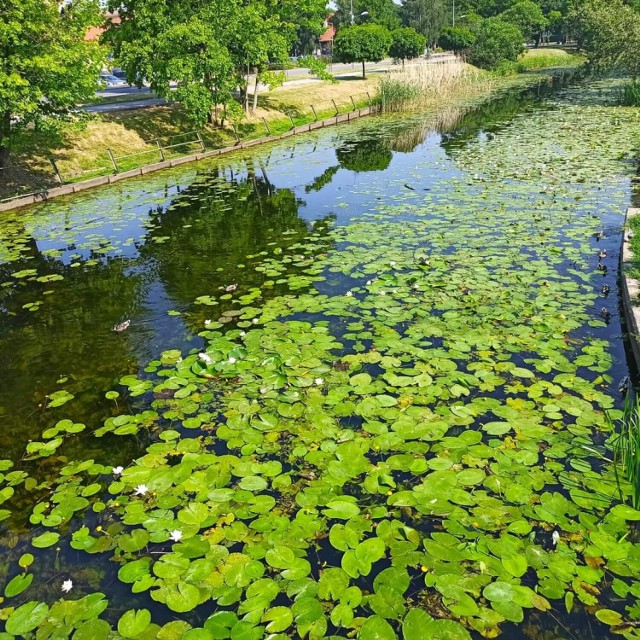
[
  {"xmin": 350, "ymin": 0, "xmax": 354, "ymax": 25},
  {"xmin": 452, "ymin": 0, "xmax": 455, "ymax": 27}
]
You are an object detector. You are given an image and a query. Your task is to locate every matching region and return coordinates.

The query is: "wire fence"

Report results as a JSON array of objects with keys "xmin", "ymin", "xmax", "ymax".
[{"xmin": 0, "ymin": 91, "xmax": 377, "ymax": 203}]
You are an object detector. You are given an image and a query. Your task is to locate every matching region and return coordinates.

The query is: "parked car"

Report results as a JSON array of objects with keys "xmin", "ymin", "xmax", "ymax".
[{"xmin": 100, "ymin": 73, "xmax": 128, "ymax": 87}]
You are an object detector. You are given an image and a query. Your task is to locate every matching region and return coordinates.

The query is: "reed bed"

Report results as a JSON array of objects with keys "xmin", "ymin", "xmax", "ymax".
[{"xmin": 379, "ymin": 59, "xmax": 496, "ymax": 113}]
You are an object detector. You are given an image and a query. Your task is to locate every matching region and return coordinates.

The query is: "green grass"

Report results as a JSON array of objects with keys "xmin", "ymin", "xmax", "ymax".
[{"xmin": 515, "ymin": 49, "xmax": 584, "ymax": 72}]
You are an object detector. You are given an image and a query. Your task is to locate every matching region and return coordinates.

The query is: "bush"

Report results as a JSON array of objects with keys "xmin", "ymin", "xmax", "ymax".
[
  {"xmin": 389, "ymin": 27, "xmax": 427, "ymax": 62},
  {"xmin": 621, "ymin": 81, "xmax": 640, "ymax": 106},
  {"xmin": 468, "ymin": 18, "xmax": 525, "ymax": 70},
  {"xmin": 438, "ymin": 26, "xmax": 477, "ymax": 52}
]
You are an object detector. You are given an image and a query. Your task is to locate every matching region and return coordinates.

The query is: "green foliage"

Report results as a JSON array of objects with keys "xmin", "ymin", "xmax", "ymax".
[
  {"xmin": 439, "ymin": 26, "xmax": 478, "ymax": 51},
  {"xmin": 298, "ymin": 56, "xmax": 338, "ymax": 83},
  {"xmin": 333, "ymin": 0, "xmax": 402, "ymax": 30},
  {"xmin": 400, "ymin": 0, "xmax": 450, "ymax": 44},
  {"xmin": 106, "ymin": 0, "xmax": 325, "ymax": 122},
  {"xmin": 499, "ymin": 1, "xmax": 548, "ymax": 42},
  {"xmin": 570, "ymin": 0, "xmax": 640, "ymax": 78},
  {"xmin": 468, "ymin": 18, "xmax": 525, "ymax": 69},
  {"xmin": 333, "ymin": 24, "xmax": 393, "ymax": 77},
  {"xmin": 620, "ymin": 81, "xmax": 640, "ymax": 106},
  {"xmin": 389, "ymin": 27, "xmax": 427, "ymax": 61},
  {"xmin": 0, "ymin": 0, "xmax": 105, "ymax": 167},
  {"xmin": 611, "ymin": 396, "xmax": 640, "ymax": 510}
]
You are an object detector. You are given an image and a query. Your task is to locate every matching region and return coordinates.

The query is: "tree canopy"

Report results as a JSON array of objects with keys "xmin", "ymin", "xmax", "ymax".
[
  {"xmin": 500, "ymin": 0, "xmax": 548, "ymax": 43},
  {"xmin": 332, "ymin": 0, "xmax": 401, "ymax": 31},
  {"xmin": 333, "ymin": 24, "xmax": 393, "ymax": 78},
  {"xmin": 389, "ymin": 28, "xmax": 427, "ymax": 62},
  {"xmin": 438, "ymin": 26, "xmax": 478, "ymax": 51},
  {"xmin": 400, "ymin": 0, "xmax": 450, "ymax": 45},
  {"xmin": 468, "ymin": 18, "xmax": 525, "ymax": 69},
  {"xmin": 105, "ymin": 0, "xmax": 326, "ymax": 122},
  {"xmin": 0, "ymin": 0, "xmax": 105, "ymax": 167}
]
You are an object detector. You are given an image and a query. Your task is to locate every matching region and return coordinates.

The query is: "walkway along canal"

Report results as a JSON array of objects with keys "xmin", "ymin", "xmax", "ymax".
[{"xmin": 0, "ymin": 76, "xmax": 640, "ymax": 639}]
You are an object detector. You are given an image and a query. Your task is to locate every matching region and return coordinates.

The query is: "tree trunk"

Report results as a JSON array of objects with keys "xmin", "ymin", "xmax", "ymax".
[
  {"xmin": 252, "ymin": 74, "xmax": 260, "ymax": 114},
  {"xmin": 0, "ymin": 112, "xmax": 11, "ymax": 169},
  {"xmin": 362, "ymin": 60, "xmax": 366, "ymax": 79}
]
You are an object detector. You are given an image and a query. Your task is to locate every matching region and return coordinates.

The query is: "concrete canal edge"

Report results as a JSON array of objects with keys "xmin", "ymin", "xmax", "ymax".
[
  {"xmin": 0, "ymin": 106, "xmax": 379, "ymax": 214},
  {"xmin": 621, "ymin": 208, "xmax": 640, "ymax": 371}
]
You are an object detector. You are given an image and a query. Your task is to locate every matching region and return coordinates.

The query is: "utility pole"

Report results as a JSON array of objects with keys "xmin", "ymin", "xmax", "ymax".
[{"xmin": 452, "ymin": 0, "xmax": 455, "ymax": 27}]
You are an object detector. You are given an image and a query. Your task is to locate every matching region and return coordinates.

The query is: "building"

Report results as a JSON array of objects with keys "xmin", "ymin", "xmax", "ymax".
[{"xmin": 318, "ymin": 14, "xmax": 336, "ymax": 57}]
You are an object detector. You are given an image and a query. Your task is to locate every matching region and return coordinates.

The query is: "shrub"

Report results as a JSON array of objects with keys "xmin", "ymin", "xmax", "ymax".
[
  {"xmin": 468, "ymin": 18, "xmax": 525, "ymax": 70},
  {"xmin": 438, "ymin": 26, "xmax": 477, "ymax": 53},
  {"xmin": 621, "ymin": 81, "xmax": 640, "ymax": 106}
]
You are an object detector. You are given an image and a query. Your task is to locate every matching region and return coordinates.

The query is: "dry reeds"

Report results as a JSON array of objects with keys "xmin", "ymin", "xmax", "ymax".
[{"xmin": 379, "ymin": 59, "xmax": 496, "ymax": 113}]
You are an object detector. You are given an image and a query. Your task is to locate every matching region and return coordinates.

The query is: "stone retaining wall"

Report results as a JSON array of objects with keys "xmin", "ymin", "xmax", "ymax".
[{"xmin": 621, "ymin": 208, "xmax": 640, "ymax": 370}]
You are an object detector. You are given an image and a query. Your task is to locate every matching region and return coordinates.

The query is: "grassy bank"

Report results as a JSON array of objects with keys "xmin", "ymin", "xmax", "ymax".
[{"xmin": 0, "ymin": 50, "xmax": 579, "ymax": 200}]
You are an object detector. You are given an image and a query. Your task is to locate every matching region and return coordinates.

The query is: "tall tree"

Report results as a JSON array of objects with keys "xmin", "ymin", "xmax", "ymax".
[
  {"xmin": 0, "ymin": 0, "xmax": 105, "ymax": 168},
  {"xmin": 500, "ymin": 0, "xmax": 548, "ymax": 43},
  {"xmin": 400, "ymin": 0, "xmax": 449, "ymax": 44},
  {"xmin": 333, "ymin": 0, "xmax": 401, "ymax": 30},
  {"xmin": 569, "ymin": 0, "xmax": 640, "ymax": 76}
]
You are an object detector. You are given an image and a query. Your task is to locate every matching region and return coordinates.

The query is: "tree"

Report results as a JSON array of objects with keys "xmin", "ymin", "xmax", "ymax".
[
  {"xmin": 468, "ymin": 18, "xmax": 524, "ymax": 69},
  {"xmin": 333, "ymin": 24, "xmax": 393, "ymax": 78},
  {"xmin": 438, "ymin": 26, "xmax": 478, "ymax": 51},
  {"xmin": 400, "ymin": 0, "xmax": 449, "ymax": 46},
  {"xmin": 0, "ymin": 0, "xmax": 104, "ymax": 168},
  {"xmin": 336, "ymin": 138, "xmax": 392, "ymax": 172},
  {"xmin": 570, "ymin": 0, "xmax": 640, "ymax": 77},
  {"xmin": 333, "ymin": 0, "xmax": 401, "ymax": 30},
  {"xmin": 389, "ymin": 28, "xmax": 427, "ymax": 63},
  {"xmin": 500, "ymin": 0, "xmax": 548, "ymax": 43}
]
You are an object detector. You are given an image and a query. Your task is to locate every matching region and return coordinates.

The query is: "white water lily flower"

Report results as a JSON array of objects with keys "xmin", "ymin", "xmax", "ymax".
[
  {"xmin": 379, "ymin": 291, "xmax": 386, "ymax": 296},
  {"xmin": 228, "ymin": 356, "xmax": 237, "ymax": 364},
  {"xmin": 252, "ymin": 318, "xmax": 259, "ymax": 324},
  {"xmin": 169, "ymin": 530, "xmax": 183, "ymax": 542},
  {"xmin": 345, "ymin": 291, "xmax": 353, "ymax": 297},
  {"xmin": 204, "ymin": 319, "xmax": 212, "ymax": 326},
  {"xmin": 61, "ymin": 579, "xmax": 73, "ymax": 593},
  {"xmin": 239, "ymin": 331, "xmax": 246, "ymax": 337},
  {"xmin": 112, "ymin": 466, "xmax": 124, "ymax": 476},
  {"xmin": 198, "ymin": 352, "xmax": 212, "ymax": 365},
  {"xmin": 551, "ymin": 530, "xmax": 560, "ymax": 547},
  {"xmin": 366, "ymin": 280, "xmax": 372, "ymax": 285},
  {"xmin": 390, "ymin": 261, "xmax": 396, "ymax": 266},
  {"xmin": 259, "ymin": 387, "xmax": 268, "ymax": 394},
  {"xmin": 134, "ymin": 484, "xmax": 149, "ymax": 496},
  {"xmin": 314, "ymin": 378, "xmax": 324, "ymax": 385}
]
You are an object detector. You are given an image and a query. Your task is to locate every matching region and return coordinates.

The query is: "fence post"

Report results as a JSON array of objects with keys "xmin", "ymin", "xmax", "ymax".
[
  {"xmin": 310, "ymin": 104, "xmax": 318, "ymax": 122},
  {"xmin": 350, "ymin": 95, "xmax": 357, "ymax": 110},
  {"xmin": 286, "ymin": 111, "xmax": 295, "ymax": 130},
  {"xmin": 196, "ymin": 131, "xmax": 206, "ymax": 152},
  {"xmin": 366, "ymin": 92, "xmax": 372, "ymax": 106},
  {"xmin": 262, "ymin": 117, "xmax": 272, "ymax": 136},
  {"xmin": 155, "ymin": 140, "xmax": 165, "ymax": 162},
  {"xmin": 332, "ymin": 99, "xmax": 339, "ymax": 116},
  {"xmin": 49, "ymin": 158, "xmax": 63, "ymax": 184},
  {"xmin": 107, "ymin": 148, "xmax": 119, "ymax": 173},
  {"xmin": 231, "ymin": 124, "xmax": 240, "ymax": 144}
]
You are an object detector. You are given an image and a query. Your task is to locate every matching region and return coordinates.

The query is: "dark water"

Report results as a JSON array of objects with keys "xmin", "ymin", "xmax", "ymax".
[{"xmin": 0, "ymin": 74, "xmax": 636, "ymax": 638}]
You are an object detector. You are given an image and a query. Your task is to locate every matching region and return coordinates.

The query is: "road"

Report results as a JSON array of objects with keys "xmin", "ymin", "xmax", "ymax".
[{"xmin": 86, "ymin": 55, "xmax": 457, "ymax": 113}]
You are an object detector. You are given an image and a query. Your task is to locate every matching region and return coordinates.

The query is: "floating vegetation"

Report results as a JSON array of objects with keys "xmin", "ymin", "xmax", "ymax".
[{"xmin": 0, "ymin": 79, "xmax": 640, "ymax": 639}]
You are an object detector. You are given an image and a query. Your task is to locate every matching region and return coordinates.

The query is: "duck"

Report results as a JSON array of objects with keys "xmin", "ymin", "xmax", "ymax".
[
  {"xmin": 601, "ymin": 307, "xmax": 611, "ymax": 320},
  {"xmin": 225, "ymin": 284, "xmax": 238, "ymax": 292},
  {"xmin": 601, "ymin": 284, "xmax": 610, "ymax": 296},
  {"xmin": 112, "ymin": 319, "xmax": 131, "ymax": 333},
  {"xmin": 598, "ymin": 249, "xmax": 607, "ymax": 259}
]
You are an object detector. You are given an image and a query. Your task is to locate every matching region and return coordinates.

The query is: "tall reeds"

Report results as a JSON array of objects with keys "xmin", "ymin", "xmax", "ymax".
[
  {"xmin": 378, "ymin": 59, "xmax": 493, "ymax": 113},
  {"xmin": 611, "ymin": 394, "xmax": 640, "ymax": 509}
]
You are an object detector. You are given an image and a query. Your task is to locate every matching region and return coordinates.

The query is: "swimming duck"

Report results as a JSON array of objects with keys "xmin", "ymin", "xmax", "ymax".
[
  {"xmin": 601, "ymin": 284, "xmax": 610, "ymax": 296},
  {"xmin": 598, "ymin": 249, "xmax": 607, "ymax": 259},
  {"xmin": 601, "ymin": 307, "xmax": 611, "ymax": 320},
  {"xmin": 112, "ymin": 319, "xmax": 131, "ymax": 333}
]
